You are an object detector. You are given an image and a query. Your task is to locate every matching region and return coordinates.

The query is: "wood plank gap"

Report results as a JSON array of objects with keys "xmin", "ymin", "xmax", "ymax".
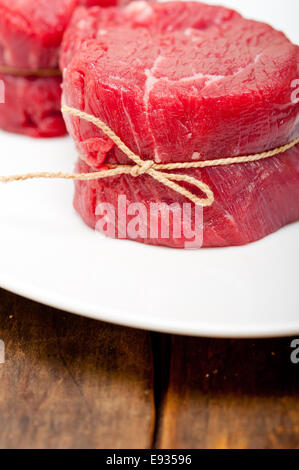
[{"xmin": 150, "ymin": 332, "xmax": 172, "ymax": 449}]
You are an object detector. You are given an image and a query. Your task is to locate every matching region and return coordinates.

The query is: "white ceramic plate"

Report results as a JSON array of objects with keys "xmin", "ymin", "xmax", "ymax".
[{"xmin": 0, "ymin": 0, "xmax": 298, "ymax": 338}]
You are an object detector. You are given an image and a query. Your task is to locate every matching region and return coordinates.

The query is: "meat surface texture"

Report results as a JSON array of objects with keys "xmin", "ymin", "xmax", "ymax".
[
  {"xmin": 62, "ymin": 1, "xmax": 299, "ymax": 248},
  {"xmin": 0, "ymin": 0, "xmax": 77, "ymax": 69},
  {"xmin": 0, "ymin": 0, "xmax": 130, "ymax": 70}
]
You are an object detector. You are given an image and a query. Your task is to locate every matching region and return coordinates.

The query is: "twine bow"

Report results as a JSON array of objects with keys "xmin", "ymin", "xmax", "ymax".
[
  {"xmin": 61, "ymin": 106, "xmax": 215, "ymax": 206},
  {"xmin": 61, "ymin": 106, "xmax": 299, "ymax": 207},
  {"xmin": 0, "ymin": 104, "xmax": 298, "ymax": 208}
]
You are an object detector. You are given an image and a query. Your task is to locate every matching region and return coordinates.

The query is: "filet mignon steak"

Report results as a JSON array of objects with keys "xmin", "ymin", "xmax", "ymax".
[{"xmin": 61, "ymin": 1, "xmax": 299, "ymax": 248}]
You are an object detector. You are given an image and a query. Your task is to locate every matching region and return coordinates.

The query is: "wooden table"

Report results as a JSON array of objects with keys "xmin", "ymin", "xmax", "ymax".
[{"xmin": 0, "ymin": 287, "xmax": 298, "ymax": 449}]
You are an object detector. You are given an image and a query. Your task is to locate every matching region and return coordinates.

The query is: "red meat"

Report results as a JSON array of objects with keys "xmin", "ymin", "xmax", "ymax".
[
  {"xmin": 0, "ymin": 0, "xmax": 131, "ymax": 137},
  {"xmin": 0, "ymin": 0, "xmax": 78, "ymax": 137},
  {"xmin": 61, "ymin": 1, "xmax": 299, "ymax": 247},
  {"xmin": 0, "ymin": 73, "xmax": 66, "ymax": 137},
  {"xmin": 79, "ymin": 1, "xmax": 131, "ymax": 7},
  {"xmin": 0, "ymin": 0, "xmax": 77, "ymax": 69},
  {"xmin": 74, "ymin": 148, "xmax": 299, "ymax": 248},
  {"xmin": 60, "ymin": 1, "xmax": 238, "ymax": 70}
]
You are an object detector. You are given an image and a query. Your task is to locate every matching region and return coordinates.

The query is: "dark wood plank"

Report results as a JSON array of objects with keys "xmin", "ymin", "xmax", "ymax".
[
  {"xmin": 157, "ymin": 336, "xmax": 299, "ymax": 449},
  {"xmin": 0, "ymin": 289, "xmax": 155, "ymax": 449}
]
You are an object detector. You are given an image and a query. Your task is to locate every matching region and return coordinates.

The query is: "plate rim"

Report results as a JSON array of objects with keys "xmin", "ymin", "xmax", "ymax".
[{"xmin": 1, "ymin": 273, "xmax": 299, "ymax": 339}]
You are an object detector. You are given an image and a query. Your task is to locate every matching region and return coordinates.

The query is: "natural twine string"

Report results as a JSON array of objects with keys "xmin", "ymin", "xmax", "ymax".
[
  {"xmin": 0, "ymin": 105, "xmax": 298, "ymax": 207},
  {"xmin": 0, "ymin": 66, "xmax": 61, "ymax": 77}
]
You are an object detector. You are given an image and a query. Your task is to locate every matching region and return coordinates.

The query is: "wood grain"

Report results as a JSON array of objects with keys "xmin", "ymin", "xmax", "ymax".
[
  {"xmin": 1, "ymin": 286, "xmax": 299, "ymax": 449},
  {"xmin": 0, "ymin": 289, "xmax": 155, "ymax": 449},
  {"xmin": 157, "ymin": 336, "xmax": 299, "ymax": 449}
]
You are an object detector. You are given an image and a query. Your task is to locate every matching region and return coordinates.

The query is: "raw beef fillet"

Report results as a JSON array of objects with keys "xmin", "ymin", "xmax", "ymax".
[
  {"xmin": 0, "ymin": 74, "xmax": 66, "ymax": 138},
  {"xmin": 0, "ymin": 0, "xmax": 78, "ymax": 69},
  {"xmin": 62, "ymin": 1, "xmax": 299, "ymax": 248},
  {"xmin": 0, "ymin": 0, "xmax": 134, "ymax": 137},
  {"xmin": 0, "ymin": 0, "xmax": 79, "ymax": 137}
]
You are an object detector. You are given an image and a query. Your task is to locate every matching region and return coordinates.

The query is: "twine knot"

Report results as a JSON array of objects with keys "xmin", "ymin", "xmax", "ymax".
[
  {"xmin": 130, "ymin": 160, "xmax": 155, "ymax": 177},
  {"xmin": 4, "ymin": 105, "xmax": 293, "ymax": 209}
]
